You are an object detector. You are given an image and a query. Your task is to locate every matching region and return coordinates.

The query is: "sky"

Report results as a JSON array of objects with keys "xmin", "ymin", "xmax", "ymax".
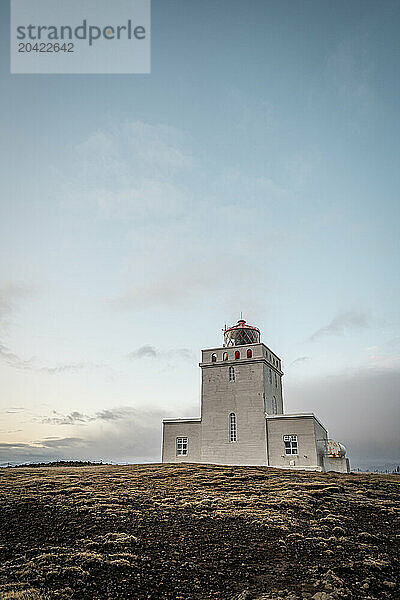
[{"xmin": 0, "ymin": 0, "xmax": 399, "ymax": 470}]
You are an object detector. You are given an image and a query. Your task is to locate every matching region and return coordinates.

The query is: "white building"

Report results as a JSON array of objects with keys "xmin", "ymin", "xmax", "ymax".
[{"xmin": 162, "ymin": 319, "xmax": 350, "ymax": 472}]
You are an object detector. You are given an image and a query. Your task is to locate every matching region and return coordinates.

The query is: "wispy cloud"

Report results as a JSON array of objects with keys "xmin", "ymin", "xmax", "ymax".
[
  {"xmin": 42, "ymin": 411, "xmax": 93, "ymax": 426},
  {"xmin": 0, "ymin": 340, "xmax": 106, "ymax": 374},
  {"xmin": 40, "ymin": 406, "xmax": 164, "ymax": 426},
  {"xmin": 127, "ymin": 345, "xmax": 192, "ymax": 361},
  {"xmin": 0, "ymin": 283, "xmax": 52, "ymax": 373},
  {"xmin": 0, "ymin": 281, "xmax": 33, "ymax": 328},
  {"xmin": 95, "ymin": 407, "xmax": 137, "ymax": 421},
  {"xmin": 71, "ymin": 122, "xmax": 193, "ymax": 220},
  {"xmin": 220, "ymin": 167, "xmax": 287, "ymax": 198},
  {"xmin": 0, "ymin": 342, "xmax": 34, "ymax": 370},
  {"xmin": 128, "ymin": 345, "xmax": 158, "ymax": 359},
  {"xmin": 289, "ymin": 356, "xmax": 311, "ymax": 366},
  {"xmin": 383, "ymin": 337, "xmax": 400, "ymax": 349},
  {"xmin": 40, "ymin": 437, "xmax": 89, "ymax": 449},
  {"xmin": 110, "ymin": 259, "xmax": 238, "ymax": 310},
  {"xmin": 39, "ymin": 363, "xmax": 105, "ymax": 374},
  {"xmin": 309, "ymin": 310, "xmax": 369, "ymax": 342},
  {"xmin": 0, "ymin": 442, "xmax": 32, "ymax": 449},
  {"xmin": 325, "ymin": 36, "xmax": 374, "ymax": 115}
]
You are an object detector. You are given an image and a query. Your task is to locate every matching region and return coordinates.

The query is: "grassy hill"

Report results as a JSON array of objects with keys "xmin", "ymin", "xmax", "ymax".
[{"xmin": 0, "ymin": 464, "xmax": 398, "ymax": 600}]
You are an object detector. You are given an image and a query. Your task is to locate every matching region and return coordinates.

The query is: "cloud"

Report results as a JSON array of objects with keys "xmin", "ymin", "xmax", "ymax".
[
  {"xmin": 40, "ymin": 437, "xmax": 89, "ymax": 449},
  {"xmin": 42, "ymin": 411, "xmax": 93, "ymax": 426},
  {"xmin": 289, "ymin": 356, "xmax": 311, "ymax": 366},
  {"xmin": 0, "ymin": 284, "xmax": 35, "ymax": 379},
  {"xmin": 220, "ymin": 167, "xmax": 287, "ymax": 199},
  {"xmin": 1, "ymin": 405, "xmax": 177, "ymax": 465},
  {"xmin": 309, "ymin": 310, "xmax": 369, "ymax": 341},
  {"xmin": 39, "ymin": 363, "xmax": 87, "ymax": 374},
  {"xmin": 325, "ymin": 36, "xmax": 374, "ymax": 115},
  {"xmin": 0, "ymin": 281, "xmax": 33, "ymax": 328},
  {"xmin": 76, "ymin": 122, "xmax": 192, "ymax": 180},
  {"xmin": 40, "ymin": 409, "xmax": 123, "ymax": 426},
  {"xmin": 110, "ymin": 258, "xmax": 239, "ymax": 310},
  {"xmin": 0, "ymin": 442, "xmax": 32, "ymax": 449},
  {"xmin": 128, "ymin": 345, "xmax": 158, "ymax": 359},
  {"xmin": 39, "ymin": 363, "xmax": 105, "ymax": 374},
  {"xmin": 71, "ymin": 122, "xmax": 193, "ymax": 220},
  {"xmin": 285, "ymin": 364, "xmax": 400, "ymax": 468},
  {"xmin": 175, "ymin": 348, "xmax": 192, "ymax": 360},
  {"xmin": 0, "ymin": 283, "xmax": 35, "ymax": 368},
  {"xmin": 127, "ymin": 345, "xmax": 192, "ymax": 361},
  {"xmin": 0, "ymin": 341, "xmax": 106, "ymax": 375},
  {"xmin": 95, "ymin": 407, "xmax": 136, "ymax": 421},
  {"xmin": 40, "ymin": 406, "xmax": 164, "ymax": 427},
  {"xmin": 384, "ymin": 337, "xmax": 400, "ymax": 349},
  {"xmin": 0, "ymin": 342, "xmax": 34, "ymax": 370}
]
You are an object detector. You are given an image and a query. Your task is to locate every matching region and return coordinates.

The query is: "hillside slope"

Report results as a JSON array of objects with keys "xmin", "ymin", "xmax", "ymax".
[{"xmin": 0, "ymin": 464, "xmax": 398, "ymax": 600}]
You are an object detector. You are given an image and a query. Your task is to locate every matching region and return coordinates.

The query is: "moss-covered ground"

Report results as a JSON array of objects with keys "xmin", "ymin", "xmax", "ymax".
[{"xmin": 0, "ymin": 464, "xmax": 398, "ymax": 600}]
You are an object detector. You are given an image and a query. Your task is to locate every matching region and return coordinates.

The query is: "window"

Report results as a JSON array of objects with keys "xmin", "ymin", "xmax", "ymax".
[
  {"xmin": 235, "ymin": 350, "xmax": 240, "ymax": 360},
  {"xmin": 269, "ymin": 368, "xmax": 272, "ymax": 384},
  {"xmin": 283, "ymin": 435, "xmax": 298, "ymax": 455},
  {"xmin": 229, "ymin": 366, "xmax": 235, "ymax": 381},
  {"xmin": 223, "ymin": 351, "xmax": 228, "ymax": 361},
  {"xmin": 247, "ymin": 348, "xmax": 252, "ymax": 358},
  {"xmin": 176, "ymin": 437, "xmax": 188, "ymax": 456},
  {"xmin": 229, "ymin": 413, "xmax": 237, "ymax": 442},
  {"xmin": 275, "ymin": 373, "xmax": 277, "ymax": 387},
  {"xmin": 272, "ymin": 396, "xmax": 277, "ymax": 414},
  {"xmin": 211, "ymin": 353, "xmax": 217, "ymax": 363}
]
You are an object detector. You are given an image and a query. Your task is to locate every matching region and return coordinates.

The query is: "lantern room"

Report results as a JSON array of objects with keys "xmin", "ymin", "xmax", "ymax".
[{"xmin": 223, "ymin": 319, "xmax": 261, "ymax": 347}]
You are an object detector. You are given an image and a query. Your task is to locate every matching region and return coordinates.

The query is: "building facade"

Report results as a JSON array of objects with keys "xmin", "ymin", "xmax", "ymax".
[{"xmin": 162, "ymin": 319, "xmax": 350, "ymax": 472}]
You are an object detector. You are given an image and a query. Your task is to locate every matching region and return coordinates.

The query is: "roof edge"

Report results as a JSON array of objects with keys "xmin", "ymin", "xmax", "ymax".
[{"xmin": 266, "ymin": 412, "xmax": 327, "ymax": 431}]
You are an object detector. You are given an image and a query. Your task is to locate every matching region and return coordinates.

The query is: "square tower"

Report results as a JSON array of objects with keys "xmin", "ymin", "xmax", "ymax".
[{"xmin": 199, "ymin": 320, "xmax": 283, "ymax": 465}]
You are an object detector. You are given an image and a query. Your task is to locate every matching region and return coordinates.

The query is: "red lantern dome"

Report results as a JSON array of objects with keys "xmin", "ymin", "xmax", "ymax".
[{"xmin": 223, "ymin": 319, "xmax": 260, "ymax": 347}]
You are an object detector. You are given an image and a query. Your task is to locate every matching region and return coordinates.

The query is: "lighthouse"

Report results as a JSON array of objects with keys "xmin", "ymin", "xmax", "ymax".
[{"xmin": 162, "ymin": 318, "xmax": 350, "ymax": 472}]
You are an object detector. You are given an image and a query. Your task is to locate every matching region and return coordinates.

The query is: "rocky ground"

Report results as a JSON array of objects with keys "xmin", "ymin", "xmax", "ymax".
[{"xmin": 0, "ymin": 464, "xmax": 398, "ymax": 600}]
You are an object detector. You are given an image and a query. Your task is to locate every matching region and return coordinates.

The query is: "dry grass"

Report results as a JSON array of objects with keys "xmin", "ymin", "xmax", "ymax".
[
  {"xmin": 0, "ymin": 464, "xmax": 399, "ymax": 599},
  {"xmin": 0, "ymin": 589, "xmax": 44, "ymax": 599}
]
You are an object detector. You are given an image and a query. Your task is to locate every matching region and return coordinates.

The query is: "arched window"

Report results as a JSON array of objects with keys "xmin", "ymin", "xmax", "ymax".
[
  {"xmin": 229, "ymin": 413, "xmax": 237, "ymax": 442},
  {"xmin": 272, "ymin": 396, "xmax": 277, "ymax": 415},
  {"xmin": 211, "ymin": 353, "xmax": 217, "ymax": 363},
  {"xmin": 223, "ymin": 352, "xmax": 228, "ymax": 361},
  {"xmin": 228, "ymin": 366, "xmax": 235, "ymax": 381},
  {"xmin": 247, "ymin": 348, "xmax": 252, "ymax": 358},
  {"xmin": 235, "ymin": 350, "xmax": 240, "ymax": 360}
]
